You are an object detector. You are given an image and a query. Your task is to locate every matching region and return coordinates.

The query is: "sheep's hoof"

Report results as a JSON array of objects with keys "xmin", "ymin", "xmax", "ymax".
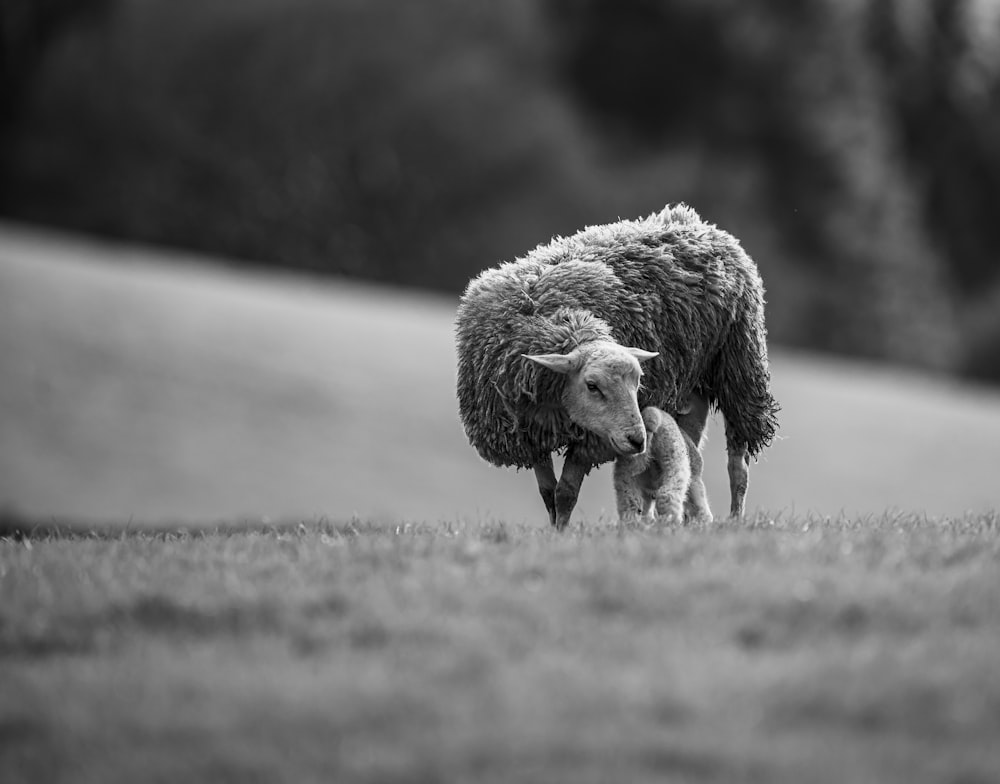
[{"xmin": 539, "ymin": 495, "xmax": 557, "ymax": 528}]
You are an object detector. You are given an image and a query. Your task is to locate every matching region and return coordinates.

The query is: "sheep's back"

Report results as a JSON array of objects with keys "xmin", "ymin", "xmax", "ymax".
[{"xmin": 563, "ymin": 208, "xmax": 764, "ymax": 412}]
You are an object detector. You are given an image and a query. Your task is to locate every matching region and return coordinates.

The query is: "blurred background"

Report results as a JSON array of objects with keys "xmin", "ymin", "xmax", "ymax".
[{"xmin": 2, "ymin": 0, "xmax": 1000, "ymax": 525}]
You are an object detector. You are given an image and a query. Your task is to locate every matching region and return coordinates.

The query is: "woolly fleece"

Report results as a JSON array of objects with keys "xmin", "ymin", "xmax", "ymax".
[{"xmin": 455, "ymin": 204, "xmax": 779, "ymax": 471}]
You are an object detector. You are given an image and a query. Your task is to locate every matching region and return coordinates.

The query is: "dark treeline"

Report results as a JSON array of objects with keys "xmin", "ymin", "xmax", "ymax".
[{"xmin": 2, "ymin": 0, "xmax": 999, "ymax": 381}]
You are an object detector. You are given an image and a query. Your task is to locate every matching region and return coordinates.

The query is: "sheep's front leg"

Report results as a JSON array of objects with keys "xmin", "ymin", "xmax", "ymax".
[
  {"xmin": 726, "ymin": 437, "xmax": 750, "ymax": 518},
  {"xmin": 554, "ymin": 458, "xmax": 588, "ymax": 531},
  {"xmin": 533, "ymin": 456, "xmax": 558, "ymax": 528}
]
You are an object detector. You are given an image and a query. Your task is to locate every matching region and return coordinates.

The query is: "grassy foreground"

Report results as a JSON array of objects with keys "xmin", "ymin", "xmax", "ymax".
[{"xmin": 2, "ymin": 514, "xmax": 999, "ymax": 784}]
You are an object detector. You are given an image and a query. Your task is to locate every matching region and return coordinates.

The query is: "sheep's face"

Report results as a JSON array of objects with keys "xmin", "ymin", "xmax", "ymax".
[{"xmin": 523, "ymin": 341, "xmax": 658, "ymax": 455}]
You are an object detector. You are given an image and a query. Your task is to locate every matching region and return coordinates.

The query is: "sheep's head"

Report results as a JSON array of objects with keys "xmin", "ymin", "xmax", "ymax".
[{"xmin": 523, "ymin": 341, "xmax": 658, "ymax": 455}]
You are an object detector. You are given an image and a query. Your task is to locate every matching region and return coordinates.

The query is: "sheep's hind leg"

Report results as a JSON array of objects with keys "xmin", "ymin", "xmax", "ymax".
[
  {"xmin": 726, "ymin": 437, "xmax": 750, "ymax": 518},
  {"xmin": 554, "ymin": 458, "xmax": 588, "ymax": 531},
  {"xmin": 683, "ymin": 432, "xmax": 713, "ymax": 523},
  {"xmin": 533, "ymin": 456, "xmax": 558, "ymax": 528}
]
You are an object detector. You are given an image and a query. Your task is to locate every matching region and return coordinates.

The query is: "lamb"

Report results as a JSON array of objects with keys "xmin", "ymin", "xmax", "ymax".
[
  {"xmin": 455, "ymin": 203, "xmax": 779, "ymax": 530},
  {"xmin": 613, "ymin": 405, "xmax": 713, "ymax": 525}
]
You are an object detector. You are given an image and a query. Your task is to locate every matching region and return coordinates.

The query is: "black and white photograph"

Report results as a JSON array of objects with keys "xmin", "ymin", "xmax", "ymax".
[{"xmin": 2, "ymin": 1, "xmax": 999, "ymax": 782}]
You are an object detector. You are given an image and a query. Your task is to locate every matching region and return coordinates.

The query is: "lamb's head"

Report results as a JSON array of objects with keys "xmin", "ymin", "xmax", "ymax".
[{"xmin": 523, "ymin": 341, "xmax": 658, "ymax": 455}]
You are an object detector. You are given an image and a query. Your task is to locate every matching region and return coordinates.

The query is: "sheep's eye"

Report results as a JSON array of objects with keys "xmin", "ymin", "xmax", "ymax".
[{"xmin": 586, "ymin": 381, "xmax": 602, "ymax": 395}]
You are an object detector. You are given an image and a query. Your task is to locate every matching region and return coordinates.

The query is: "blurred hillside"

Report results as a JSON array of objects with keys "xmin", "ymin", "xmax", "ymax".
[
  {"xmin": 2, "ymin": 0, "xmax": 999, "ymax": 380},
  {"xmin": 5, "ymin": 222, "xmax": 1000, "ymax": 523}
]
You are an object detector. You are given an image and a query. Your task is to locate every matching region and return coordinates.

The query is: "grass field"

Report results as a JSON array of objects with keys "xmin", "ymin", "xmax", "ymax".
[
  {"xmin": 3, "ymin": 515, "xmax": 999, "ymax": 783},
  {"xmin": 2, "ymin": 224, "xmax": 1000, "ymax": 782}
]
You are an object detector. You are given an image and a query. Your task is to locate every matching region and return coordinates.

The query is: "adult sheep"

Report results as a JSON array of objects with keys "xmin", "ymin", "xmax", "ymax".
[{"xmin": 455, "ymin": 204, "xmax": 779, "ymax": 530}]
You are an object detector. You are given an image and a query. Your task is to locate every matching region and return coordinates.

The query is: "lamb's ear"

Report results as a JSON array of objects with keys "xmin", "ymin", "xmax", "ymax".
[
  {"xmin": 521, "ymin": 351, "xmax": 579, "ymax": 375},
  {"xmin": 626, "ymin": 347, "xmax": 659, "ymax": 364}
]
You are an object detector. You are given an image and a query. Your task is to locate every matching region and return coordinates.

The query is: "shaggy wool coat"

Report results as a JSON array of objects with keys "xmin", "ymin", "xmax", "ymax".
[{"xmin": 455, "ymin": 204, "xmax": 778, "ymax": 472}]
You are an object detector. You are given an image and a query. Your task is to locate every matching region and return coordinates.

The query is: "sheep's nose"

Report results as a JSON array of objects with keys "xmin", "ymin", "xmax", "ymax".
[{"xmin": 627, "ymin": 433, "xmax": 645, "ymax": 453}]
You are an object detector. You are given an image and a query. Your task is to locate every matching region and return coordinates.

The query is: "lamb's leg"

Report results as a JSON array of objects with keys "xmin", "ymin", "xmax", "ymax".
[
  {"xmin": 613, "ymin": 464, "xmax": 645, "ymax": 524},
  {"xmin": 642, "ymin": 493, "xmax": 657, "ymax": 523},
  {"xmin": 533, "ymin": 456, "xmax": 558, "ymax": 528},
  {"xmin": 653, "ymin": 488, "xmax": 685, "ymax": 525},
  {"xmin": 685, "ymin": 477, "xmax": 713, "ymax": 523},
  {"xmin": 684, "ymin": 470, "xmax": 712, "ymax": 522},
  {"xmin": 726, "ymin": 436, "xmax": 750, "ymax": 518},
  {"xmin": 554, "ymin": 458, "xmax": 588, "ymax": 531},
  {"xmin": 653, "ymin": 458, "xmax": 690, "ymax": 526}
]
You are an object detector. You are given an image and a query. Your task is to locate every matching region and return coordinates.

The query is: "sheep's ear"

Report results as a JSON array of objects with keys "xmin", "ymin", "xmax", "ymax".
[
  {"xmin": 626, "ymin": 347, "xmax": 659, "ymax": 363},
  {"xmin": 521, "ymin": 351, "xmax": 578, "ymax": 375}
]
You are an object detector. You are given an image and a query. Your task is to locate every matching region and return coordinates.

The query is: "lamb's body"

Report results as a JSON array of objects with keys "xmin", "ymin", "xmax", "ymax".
[
  {"xmin": 614, "ymin": 406, "xmax": 713, "ymax": 525},
  {"xmin": 455, "ymin": 204, "xmax": 778, "ymax": 527}
]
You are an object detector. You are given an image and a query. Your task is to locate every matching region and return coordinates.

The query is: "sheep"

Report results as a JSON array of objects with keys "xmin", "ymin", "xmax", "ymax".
[
  {"xmin": 455, "ymin": 203, "xmax": 778, "ymax": 530},
  {"xmin": 613, "ymin": 405, "xmax": 713, "ymax": 525}
]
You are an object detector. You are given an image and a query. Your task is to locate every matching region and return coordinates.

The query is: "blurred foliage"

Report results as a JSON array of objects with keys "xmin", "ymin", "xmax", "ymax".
[
  {"xmin": 0, "ymin": 0, "xmax": 111, "ymax": 137},
  {"xmin": 547, "ymin": 0, "xmax": 969, "ymax": 371},
  {"xmin": 869, "ymin": 0, "xmax": 1000, "ymax": 297},
  {"xmin": 1, "ymin": 0, "xmax": 999, "ymax": 379},
  {"xmin": 965, "ymin": 298, "xmax": 1000, "ymax": 384},
  {"xmin": 1, "ymin": 0, "xmax": 604, "ymax": 292}
]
